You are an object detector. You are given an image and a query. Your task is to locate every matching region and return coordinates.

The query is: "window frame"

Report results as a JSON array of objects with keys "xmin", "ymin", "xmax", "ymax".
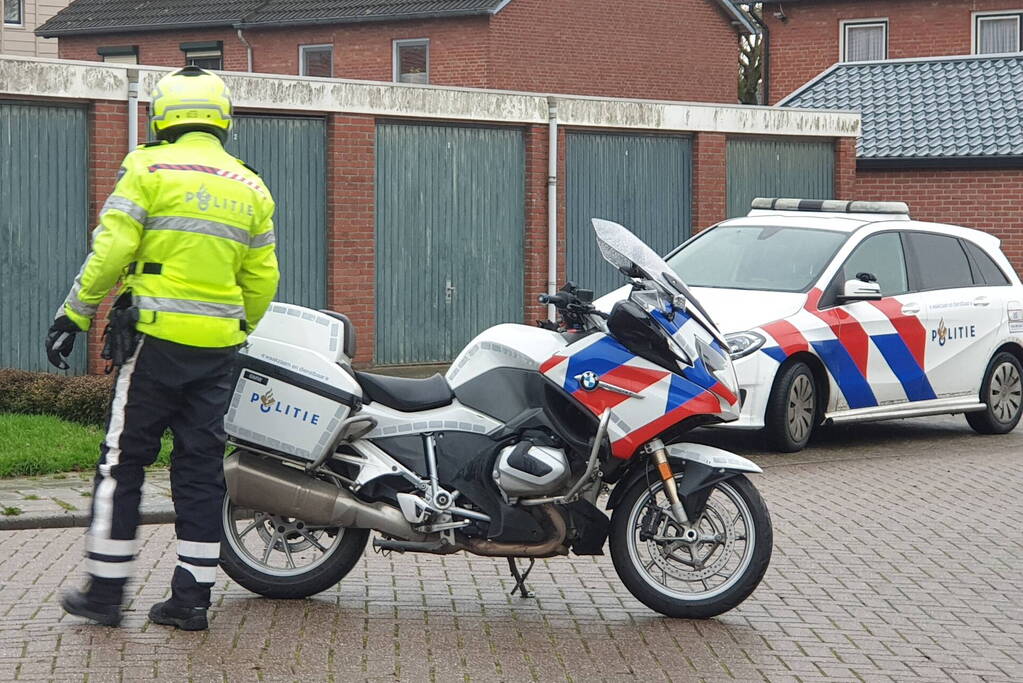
[
  {"xmin": 392, "ymin": 38, "xmax": 430, "ymax": 83},
  {"xmin": 180, "ymin": 41, "xmax": 224, "ymax": 70},
  {"xmin": 820, "ymin": 230, "xmax": 910, "ymax": 308},
  {"xmin": 97, "ymin": 45, "xmax": 139, "ymax": 65},
  {"xmin": 3, "ymin": 0, "xmax": 23, "ymax": 26},
  {"xmin": 840, "ymin": 18, "xmax": 889, "ymax": 62},
  {"xmin": 299, "ymin": 43, "xmax": 334, "ymax": 78},
  {"xmin": 903, "ymin": 231, "xmax": 983, "ymax": 293},
  {"xmin": 972, "ymin": 10, "xmax": 1023, "ymax": 55},
  {"xmin": 962, "ymin": 239, "xmax": 1012, "ymax": 287}
]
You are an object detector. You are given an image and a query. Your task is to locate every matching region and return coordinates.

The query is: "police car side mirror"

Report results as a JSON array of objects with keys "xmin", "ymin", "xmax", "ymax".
[{"xmin": 838, "ymin": 278, "xmax": 883, "ymax": 302}]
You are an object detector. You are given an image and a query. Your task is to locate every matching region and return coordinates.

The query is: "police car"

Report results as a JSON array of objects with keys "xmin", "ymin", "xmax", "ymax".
[{"xmin": 661, "ymin": 198, "xmax": 1023, "ymax": 452}]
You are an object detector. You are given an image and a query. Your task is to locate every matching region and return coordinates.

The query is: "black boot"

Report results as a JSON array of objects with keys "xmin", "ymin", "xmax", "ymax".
[
  {"xmin": 61, "ymin": 588, "xmax": 123, "ymax": 627},
  {"xmin": 148, "ymin": 600, "xmax": 208, "ymax": 631}
]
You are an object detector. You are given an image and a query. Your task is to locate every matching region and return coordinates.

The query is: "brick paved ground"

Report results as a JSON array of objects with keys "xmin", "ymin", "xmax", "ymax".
[{"xmin": 0, "ymin": 415, "xmax": 1021, "ymax": 681}]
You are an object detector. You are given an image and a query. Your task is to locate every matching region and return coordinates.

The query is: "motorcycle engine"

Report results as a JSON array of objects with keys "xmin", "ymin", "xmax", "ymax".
[{"xmin": 493, "ymin": 442, "xmax": 571, "ymax": 498}]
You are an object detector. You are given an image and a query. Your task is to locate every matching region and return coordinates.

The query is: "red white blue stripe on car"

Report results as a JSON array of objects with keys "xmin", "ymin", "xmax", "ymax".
[{"xmin": 760, "ymin": 289, "xmax": 936, "ymax": 408}]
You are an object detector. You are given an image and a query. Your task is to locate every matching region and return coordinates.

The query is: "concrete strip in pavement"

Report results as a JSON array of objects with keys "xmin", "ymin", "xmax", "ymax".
[{"xmin": 0, "ymin": 468, "xmax": 174, "ymax": 531}]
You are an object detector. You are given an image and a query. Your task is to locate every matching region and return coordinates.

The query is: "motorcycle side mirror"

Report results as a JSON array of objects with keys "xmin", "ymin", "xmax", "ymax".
[{"xmin": 619, "ymin": 263, "xmax": 644, "ymax": 279}]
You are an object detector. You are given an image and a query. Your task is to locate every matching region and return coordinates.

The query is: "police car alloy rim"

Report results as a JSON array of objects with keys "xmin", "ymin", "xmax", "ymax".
[
  {"xmin": 990, "ymin": 361, "xmax": 1022, "ymax": 423},
  {"xmin": 625, "ymin": 479, "xmax": 755, "ymax": 601},
  {"xmin": 222, "ymin": 497, "xmax": 346, "ymax": 577},
  {"xmin": 787, "ymin": 374, "xmax": 814, "ymax": 442}
]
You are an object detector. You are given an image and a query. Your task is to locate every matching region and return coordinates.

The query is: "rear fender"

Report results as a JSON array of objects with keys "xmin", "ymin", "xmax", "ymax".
[{"xmin": 605, "ymin": 443, "xmax": 762, "ymax": 521}]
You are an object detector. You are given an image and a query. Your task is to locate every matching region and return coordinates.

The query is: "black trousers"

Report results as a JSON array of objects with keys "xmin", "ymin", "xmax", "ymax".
[{"xmin": 85, "ymin": 335, "xmax": 238, "ymax": 608}]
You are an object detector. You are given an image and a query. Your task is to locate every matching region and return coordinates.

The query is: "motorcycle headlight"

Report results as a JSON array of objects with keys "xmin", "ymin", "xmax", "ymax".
[{"xmin": 725, "ymin": 331, "xmax": 765, "ymax": 360}]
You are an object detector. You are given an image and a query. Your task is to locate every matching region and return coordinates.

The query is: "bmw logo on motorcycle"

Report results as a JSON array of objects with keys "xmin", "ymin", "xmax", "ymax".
[{"xmin": 578, "ymin": 371, "xmax": 600, "ymax": 391}]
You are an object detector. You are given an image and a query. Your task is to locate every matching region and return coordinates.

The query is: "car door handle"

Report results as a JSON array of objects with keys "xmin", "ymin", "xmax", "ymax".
[
  {"xmin": 901, "ymin": 303, "xmax": 921, "ymax": 316},
  {"xmin": 973, "ymin": 296, "xmax": 991, "ymax": 307}
]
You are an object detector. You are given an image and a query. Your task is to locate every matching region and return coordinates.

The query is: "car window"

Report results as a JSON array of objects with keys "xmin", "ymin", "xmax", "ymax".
[
  {"xmin": 963, "ymin": 240, "xmax": 1010, "ymax": 286},
  {"xmin": 905, "ymin": 232, "xmax": 974, "ymax": 291},
  {"xmin": 840, "ymin": 232, "xmax": 908, "ymax": 297},
  {"xmin": 667, "ymin": 226, "xmax": 848, "ymax": 293}
]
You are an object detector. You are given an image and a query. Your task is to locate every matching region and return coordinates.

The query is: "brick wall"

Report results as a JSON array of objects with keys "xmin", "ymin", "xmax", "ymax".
[
  {"xmin": 693, "ymin": 132, "xmax": 727, "ymax": 230},
  {"xmin": 59, "ymin": 28, "xmax": 251, "ymax": 71},
  {"xmin": 765, "ymin": 0, "xmax": 1023, "ymax": 103},
  {"xmin": 490, "ymin": 0, "xmax": 741, "ymax": 102},
  {"xmin": 326, "ymin": 114, "xmax": 377, "ymax": 367},
  {"xmin": 83, "ymin": 99, "xmax": 129, "ymax": 373},
  {"xmin": 244, "ymin": 18, "xmax": 490, "ymax": 86},
  {"xmin": 854, "ymin": 167, "xmax": 1023, "ymax": 275},
  {"xmin": 56, "ymin": 1, "xmax": 740, "ymax": 102}
]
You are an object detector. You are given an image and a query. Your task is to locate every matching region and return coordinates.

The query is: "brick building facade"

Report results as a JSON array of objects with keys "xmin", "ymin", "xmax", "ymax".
[
  {"xmin": 763, "ymin": 0, "xmax": 1023, "ymax": 105},
  {"xmin": 769, "ymin": 1, "xmax": 1023, "ymax": 275},
  {"xmin": 43, "ymin": 0, "xmax": 750, "ymax": 103}
]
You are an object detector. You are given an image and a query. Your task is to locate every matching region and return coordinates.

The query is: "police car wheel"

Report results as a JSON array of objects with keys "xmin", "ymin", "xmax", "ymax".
[
  {"xmin": 966, "ymin": 352, "xmax": 1023, "ymax": 435},
  {"xmin": 764, "ymin": 361, "xmax": 818, "ymax": 453}
]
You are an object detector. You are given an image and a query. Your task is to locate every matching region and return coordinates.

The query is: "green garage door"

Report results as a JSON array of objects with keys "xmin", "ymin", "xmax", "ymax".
[
  {"xmin": 227, "ymin": 116, "xmax": 327, "ymax": 309},
  {"xmin": 376, "ymin": 122, "xmax": 525, "ymax": 365},
  {"xmin": 0, "ymin": 101, "xmax": 88, "ymax": 373},
  {"xmin": 726, "ymin": 137, "xmax": 835, "ymax": 218},
  {"xmin": 567, "ymin": 132, "xmax": 692, "ymax": 297}
]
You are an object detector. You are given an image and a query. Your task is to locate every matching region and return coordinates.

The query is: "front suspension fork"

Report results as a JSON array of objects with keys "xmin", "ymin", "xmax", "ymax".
[{"xmin": 646, "ymin": 439, "xmax": 692, "ymax": 527}]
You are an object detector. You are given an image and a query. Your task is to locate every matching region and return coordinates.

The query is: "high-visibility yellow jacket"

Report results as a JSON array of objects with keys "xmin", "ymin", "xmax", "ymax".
[{"xmin": 62, "ymin": 131, "xmax": 280, "ymax": 348}]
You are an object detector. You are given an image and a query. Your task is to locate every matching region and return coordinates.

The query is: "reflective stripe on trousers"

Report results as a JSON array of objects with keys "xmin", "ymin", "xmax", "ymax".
[{"xmin": 85, "ymin": 338, "xmax": 146, "ymax": 580}]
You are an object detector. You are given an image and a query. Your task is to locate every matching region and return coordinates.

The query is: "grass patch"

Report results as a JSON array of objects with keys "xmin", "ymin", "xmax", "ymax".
[
  {"xmin": 22, "ymin": 494, "xmax": 39, "ymax": 501},
  {"xmin": 2, "ymin": 506, "xmax": 22, "ymax": 516},
  {"xmin": 52, "ymin": 497, "xmax": 77, "ymax": 512},
  {"xmin": 0, "ymin": 413, "xmax": 172, "ymax": 478}
]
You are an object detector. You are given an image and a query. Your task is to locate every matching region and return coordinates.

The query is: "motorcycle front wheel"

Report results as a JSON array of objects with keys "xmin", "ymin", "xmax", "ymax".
[
  {"xmin": 609, "ymin": 473, "xmax": 772, "ymax": 619},
  {"xmin": 219, "ymin": 496, "xmax": 369, "ymax": 599}
]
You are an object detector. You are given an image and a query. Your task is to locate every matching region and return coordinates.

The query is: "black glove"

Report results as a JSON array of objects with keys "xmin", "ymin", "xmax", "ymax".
[{"xmin": 45, "ymin": 315, "xmax": 83, "ymax": 370}]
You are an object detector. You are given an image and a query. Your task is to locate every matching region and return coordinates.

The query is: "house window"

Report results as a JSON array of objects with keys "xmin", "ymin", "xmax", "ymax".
[
  {"xmin": 393, "ymin": 39, "xmax": 429, "ymax": 84},
  {"xmin": 3, "ymin": 0, "xmax": 22, "ymax": 25},
  {"xmin": 842, "ymin": 20, "xmax": 888, "ymax": 62},
  {"xmin": 974, "ymin": 13, "xmax": 1022, "ymax": 54},
  {"xmin": 98, "ymin": 46, "xmax": 139, "ymax": 65},
  {"xmin": 300, "ymin": 45, "xmax": 333, "ymax": 77},
  {"xmin": 180, "ymin": 41, "xmax": 224, "ymax": 70}
]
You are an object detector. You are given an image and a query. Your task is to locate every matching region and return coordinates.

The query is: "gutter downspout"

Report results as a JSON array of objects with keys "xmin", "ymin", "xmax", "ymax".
[
  {"xmin": 236, "ymin": 28, "xmax": 253, "ymax": 72},
  {"xmin": 749, "ymin": 8, "xmax": 770, "ymax": 105},
  {"xmin": 546, "ymin": 97, "xmax": 558, "ymax": 321},
  {"xmin": 127, "ymin": 70, "xmax": 139, "ymax": 151}
]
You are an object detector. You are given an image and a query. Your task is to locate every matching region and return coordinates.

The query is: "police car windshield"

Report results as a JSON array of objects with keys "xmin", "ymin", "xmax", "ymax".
[{"xmin": 667, "ymin": 225, "xmax": 848, "ymax": 293}]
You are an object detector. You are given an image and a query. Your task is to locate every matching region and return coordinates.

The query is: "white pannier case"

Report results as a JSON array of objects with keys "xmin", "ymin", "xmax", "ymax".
[{"xmin": 224, "ymin": 303, "xmax": 363, "ymax": 463}]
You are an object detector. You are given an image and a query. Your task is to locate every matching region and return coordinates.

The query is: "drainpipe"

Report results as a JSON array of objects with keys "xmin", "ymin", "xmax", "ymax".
[
  {"xmin": 127, "ymin": 70, "xmax": 139, "ymax": 151},
  {"xmin": 237, "ymin": 28, "xmax": 253, "ymax": 72},
  {"xmin": 546, "ymin": 97, "xmax": 558, "ymax": 321}
]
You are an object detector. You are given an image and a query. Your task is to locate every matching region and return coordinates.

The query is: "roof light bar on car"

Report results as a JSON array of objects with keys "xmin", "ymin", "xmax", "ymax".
[{"xmin": 751, "ymin": 197, "xmax": 910, "ymax": 215}]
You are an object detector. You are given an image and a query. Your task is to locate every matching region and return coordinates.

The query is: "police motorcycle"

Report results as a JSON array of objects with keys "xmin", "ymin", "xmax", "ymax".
[{"xmin": 220, "ymin": 219, "xmax": 772, "ymax": 619}]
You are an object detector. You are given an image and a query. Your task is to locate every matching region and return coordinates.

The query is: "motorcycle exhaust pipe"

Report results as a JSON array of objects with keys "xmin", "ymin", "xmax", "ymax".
[
  {"xmin": 463, "ymin": 504, "xmax": 568, "ymax": 558},
  {"xmin": 224, "ymin": 451, "xmax": 425, "ymax": 541}
]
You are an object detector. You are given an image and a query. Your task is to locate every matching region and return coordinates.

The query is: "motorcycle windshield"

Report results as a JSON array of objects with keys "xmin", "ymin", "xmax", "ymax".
[
  {"xmin": 591, "ymin": 218, "xmax": 725, "ymax": 344},
  {"xmin": 592, "ymin": 218, "xmax": 686, "ymax": 296}
]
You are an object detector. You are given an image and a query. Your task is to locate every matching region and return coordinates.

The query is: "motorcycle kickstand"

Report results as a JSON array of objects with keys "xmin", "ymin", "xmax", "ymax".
[{"xmin": 507, "ymin": 557, "xmax": 536, "ymax": 599}]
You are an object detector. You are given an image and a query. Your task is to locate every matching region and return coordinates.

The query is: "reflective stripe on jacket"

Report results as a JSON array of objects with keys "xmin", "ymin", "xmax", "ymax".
[{"xmin": 62, "ymin": 132, "xmax": 280, "ymax": 348}]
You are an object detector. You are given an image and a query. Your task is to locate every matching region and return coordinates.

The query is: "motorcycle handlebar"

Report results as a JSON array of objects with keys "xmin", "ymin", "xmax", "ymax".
[{"xmin": 538, "ymin": 293, "xmax": 570, "ymax": 307}]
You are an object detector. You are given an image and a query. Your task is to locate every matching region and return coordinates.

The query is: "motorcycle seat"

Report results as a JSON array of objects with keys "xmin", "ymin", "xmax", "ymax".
[{"xmin": 354, "ymin": 371, "xmax": 454, "ymax": 412}]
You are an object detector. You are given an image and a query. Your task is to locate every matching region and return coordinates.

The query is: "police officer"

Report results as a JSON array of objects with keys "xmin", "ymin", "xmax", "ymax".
[{"xmin": 46, "ymin": 66, "xmax": 279, "ymax": 631}]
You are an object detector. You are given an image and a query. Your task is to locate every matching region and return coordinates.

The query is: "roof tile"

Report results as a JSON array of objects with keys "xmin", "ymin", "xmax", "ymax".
[
  {"xmin": 782, "ymin": 55, "xmax": 1023, "ymax": 159},
  {"xmin": 37, "ymin": 0, "xmax": 506, "ymax": 36}
]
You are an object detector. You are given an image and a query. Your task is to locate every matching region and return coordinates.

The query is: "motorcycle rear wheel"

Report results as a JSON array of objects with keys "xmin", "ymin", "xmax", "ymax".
[
  {"xmin": 220, "ymin": 496, "xmax": 369, "ymax": 599},
  {"xmin": 609, "ymin": 474, "xmax": 772, "ymax": 619}
]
